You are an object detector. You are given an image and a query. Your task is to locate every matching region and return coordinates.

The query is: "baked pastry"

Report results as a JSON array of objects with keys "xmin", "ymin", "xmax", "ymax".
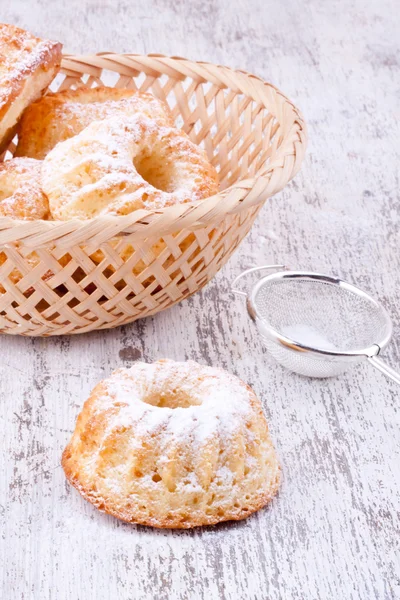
[
  {"xmin": 0, "ymin": 157, "xmax": 49, "ymax": 219},
  {"xmin": 0, "ymin": 157, "xmax": 51, "ymax": 291},
  {"xmin": 0, "ymin": 23, "xmax": 62, "ymax": 154},
  {"xmin": 62, "ymin": 359, "xmax": 280, "ymax": 528},
  {"xmin": 42, "ymin": 114, "xmax": 219, "ymax": 220},
  {"xmin": 16, "ymin": 86, "xmax": 174, "ymax": 160}
]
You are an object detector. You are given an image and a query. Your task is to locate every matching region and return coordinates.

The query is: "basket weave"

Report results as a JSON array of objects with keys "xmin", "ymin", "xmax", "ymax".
[{"xmin": 0, "ymin": 53, "xmax": 307, "ymax": 336}]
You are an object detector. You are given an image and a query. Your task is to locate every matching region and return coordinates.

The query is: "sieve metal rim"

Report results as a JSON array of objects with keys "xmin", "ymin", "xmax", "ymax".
[{"xmin": 247, "ymin": 270, "xmax": 393, "ymax": 361}]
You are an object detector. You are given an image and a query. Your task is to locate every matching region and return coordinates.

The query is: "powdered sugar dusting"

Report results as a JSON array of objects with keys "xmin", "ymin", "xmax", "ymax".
[
  {"xmin": 100, "ymin": 360, "xmax": 254, "ymax": 489},
  {"xmin": 281, "ymin": 323, "xmax": 337, "ymax": 351},
  {"xmin": 43, "ymin": 113, "xmax": 219, "ymax": 220},
  {"xmin": 0, "ymin": 158, "xmax": 49, "ymax": 219},
  {"xmin": 63, "ymin": 359, "xmax": 280, "ymax": 527},
  {"xmin": 16, "ymin": 86, "xmax": 174, "ymax": 159},
  {"xmin": 0, "ymin": 23, "xmax": 61, "ymax": 109},
  {"xmin": 105, "ymin": 360, "xmax": 251, "ymax": 441},
  {"xmin": 0, "ymin": 24, "xmax": 61, "ymax": 155}
]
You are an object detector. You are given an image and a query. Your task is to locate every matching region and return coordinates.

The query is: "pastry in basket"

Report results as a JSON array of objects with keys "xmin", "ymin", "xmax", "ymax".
[
  {"xmin": 42, "ymin": 114, "xmax": 219, "ymax": 219},
  {"xmin": 0, "ymin": 23, "xmax": 62, "ymax": 154},
  {"xmin": 0, "ymin": 157, "xmax": 50, "ymax": 291},
  {"xmin": 42, "ymin": 113, "xmax": 219, "ymax": 282},
  {"xmin": 62, "ymin": 359, "xmax": 280, "ymax": 528},
  {"xmin": 16, "ymin": 86, "xmax": 174, "ymax": 160},
  {"xmin": 0, "ymin": 157, "xmax": 49, "ymax": 219}
]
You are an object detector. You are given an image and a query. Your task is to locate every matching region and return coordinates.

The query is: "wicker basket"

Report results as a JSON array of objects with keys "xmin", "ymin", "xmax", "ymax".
[{"xmin": 0, "ymin": 53, "xmax": 307, "ymax": 336}]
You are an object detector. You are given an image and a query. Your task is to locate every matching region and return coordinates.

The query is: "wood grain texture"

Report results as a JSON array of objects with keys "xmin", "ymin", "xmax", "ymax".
[{"xmin": 0, "ymin": 1, "xmax": 399, "ymax": 598}]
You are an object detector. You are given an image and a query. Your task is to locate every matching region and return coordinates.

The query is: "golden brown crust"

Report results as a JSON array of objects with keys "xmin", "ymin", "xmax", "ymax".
[
  {"xmin": 61, "ymin": 465, "xmax": 280, "ymax": 529},
  {"xmin": 62, "ymin": 360, "xmax": 281, "ymax": 529},
  {"xmin": 0, "ymin": 23, "xmax": 62, "ymax": 153},
  {"xmin": 16, "ymin": 86, "xmax": 174, "ymax": 159}
]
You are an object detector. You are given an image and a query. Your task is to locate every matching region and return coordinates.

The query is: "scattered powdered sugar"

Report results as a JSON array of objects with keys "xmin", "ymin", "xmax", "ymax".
[
  {"xmin": 281, "ymin": 323, "xmax": 337, "ymax": 351},
  {"xmin": 58, "ymin": 89, "xmax": 173, "ymax": 128},
  {"xmin": 105, "ymin": 360, "xmax": 252, "ymax": 439},
  {"xmin": 0, "ymin": 23, "xmax": 61, "ymax": 101},
  {"xmin": 97, "ymin": 360, "xmax": 256, "ymax": 487}
]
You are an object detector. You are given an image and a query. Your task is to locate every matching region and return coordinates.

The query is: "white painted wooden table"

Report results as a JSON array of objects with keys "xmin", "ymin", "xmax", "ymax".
[{"xmin": 1, "ymin": 1, "xmax": 399, "ymax": 598}]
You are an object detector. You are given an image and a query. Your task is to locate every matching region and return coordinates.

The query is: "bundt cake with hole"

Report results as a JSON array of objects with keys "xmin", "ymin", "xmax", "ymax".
[
  {"xmin": 62, "ymin": 359, "xmax": 280, "ymax": 528},
  {"xmin": 42, "ymin": 114, "xmax": 219, "ymax": 219}
]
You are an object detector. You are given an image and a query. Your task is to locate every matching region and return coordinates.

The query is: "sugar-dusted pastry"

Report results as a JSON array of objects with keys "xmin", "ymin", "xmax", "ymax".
[
  {"xmin": 0, "ymin": 23, "xmax": 62, "ymax": 154},
  {"xmin": 16, "ymin": 86, "xmax": 174, "ymax": 159},
  {"xmin": 42, "ymin": 114, "xmax": 219, "ymax": 220},
  {"xmin": 62, "ymin": 359, "xmax": 280, "ymax": 528},
  {"xmin": 0, "ymin": 157, "xmax": 51, "ymax": 292},
  {"xmin": 0, "ymin": 157, "xmax": 49, "ymax": 219}
]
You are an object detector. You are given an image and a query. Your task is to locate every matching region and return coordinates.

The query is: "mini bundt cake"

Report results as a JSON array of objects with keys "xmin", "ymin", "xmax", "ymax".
[
  {"xmin": 62, "ymin": 359, "xmax": 280, "ymax": 529},
  {"xmin": 42, "ymin": 114, "xmax": 219, "ymax": 219}
]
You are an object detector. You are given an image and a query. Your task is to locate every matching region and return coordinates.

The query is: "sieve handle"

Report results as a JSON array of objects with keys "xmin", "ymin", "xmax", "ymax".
[
  {"xmin": 368, "ymin": 356, "xmax": 400, "ymax": 385},
  {"xmin": 232, "ymin": 265, "xmax": 287, "ymax": 297}
]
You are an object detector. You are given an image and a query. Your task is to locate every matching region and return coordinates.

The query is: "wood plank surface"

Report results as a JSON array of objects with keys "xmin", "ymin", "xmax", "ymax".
[{"xmin": 1, "ymin": 1, "xmax": 399, "ymax": 598}]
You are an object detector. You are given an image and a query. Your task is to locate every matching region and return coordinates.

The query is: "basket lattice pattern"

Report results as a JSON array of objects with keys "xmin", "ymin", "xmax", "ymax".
[{"xmin": 0, "ymin": 54, "xmax": 307, "ymax": 336}]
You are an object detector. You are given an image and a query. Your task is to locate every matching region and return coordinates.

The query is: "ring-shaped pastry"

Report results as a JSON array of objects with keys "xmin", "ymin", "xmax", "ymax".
[
  {"xmin": 62, "ymin": 359, "xmax": 281, "ymax": 528},
  {"xmin": 42, "ymin": 115, "xmax": 219, "ymax": 220}
]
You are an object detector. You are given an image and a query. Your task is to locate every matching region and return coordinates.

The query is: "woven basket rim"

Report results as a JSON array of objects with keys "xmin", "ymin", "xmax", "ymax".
[{"xmin": 0, "ymin": 52, "xmax": 307, "ymax": 246}]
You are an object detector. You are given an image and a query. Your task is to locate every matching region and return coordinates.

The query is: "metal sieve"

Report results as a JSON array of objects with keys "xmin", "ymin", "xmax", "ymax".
[{"xmin": 232, "ymin": 265, "xmax": 400, "ymax": 383}]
